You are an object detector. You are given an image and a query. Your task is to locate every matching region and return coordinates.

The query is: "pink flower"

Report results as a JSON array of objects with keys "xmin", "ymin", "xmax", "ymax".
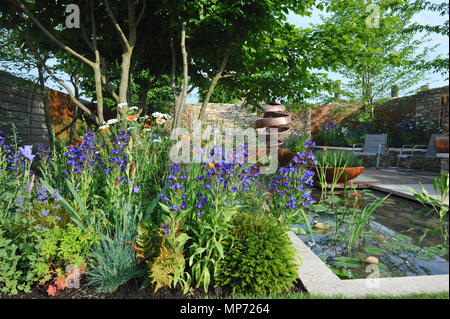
[{"xmin": 47, "ymin": 284, "xmax": 57, "ymax": 296}]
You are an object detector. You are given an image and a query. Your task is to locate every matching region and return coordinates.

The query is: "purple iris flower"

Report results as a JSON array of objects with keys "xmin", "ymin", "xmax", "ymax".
[{"xmin": 19, "ymin": 145, "xmax": 35, "ymax": 162}]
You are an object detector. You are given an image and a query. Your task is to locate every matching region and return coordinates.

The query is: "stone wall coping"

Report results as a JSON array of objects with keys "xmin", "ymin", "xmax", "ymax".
[{"xmin": 314, "ymin": 145, "xmax": 434, "ymax": 153}]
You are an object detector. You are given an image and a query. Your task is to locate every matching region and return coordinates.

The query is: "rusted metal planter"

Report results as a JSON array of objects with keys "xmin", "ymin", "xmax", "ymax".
[
  {"xmin": 435, "ymin": 135, "xmax": 449, "ymax": 153},
  {"xmin": 315, "ymin": 166, "xmax": 365, "ymax": 183},
  {"xmin": 278, "ymin": 149, "xmax": 302, "ymax": 167}
]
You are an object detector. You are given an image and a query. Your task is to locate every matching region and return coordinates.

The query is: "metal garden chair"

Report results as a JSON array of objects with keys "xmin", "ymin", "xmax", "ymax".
[
  {"xmin": 352, "ymin": 134, "xmax": 389, "ymax": 169},
  {"xmin": 396, "ymin": 134, "xmax": 446, "ymax": 170}
]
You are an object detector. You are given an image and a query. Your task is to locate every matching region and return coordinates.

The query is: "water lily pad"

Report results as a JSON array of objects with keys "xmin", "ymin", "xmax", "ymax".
[
  {"xmin": 364, "ymin": 247, "xmax": 386, "ymax": 255},
  {"xmin": 401, "ymin": 243, "xmax": 421, "ymax": 252},
  {"xmin": 291, "ymin": 226, "xmax": 306, "ymax": 235},
  {"xmin": 334, "ymin": 257, "xmax": 361, "ymax": 268},
  {"xmin": 328, "ymin": 196, "xmax": 342, "ymax": 204},
  {"xmin": 416, "ymin": 253, "xmax": 435, "ymax": 261},
  {"xmin": 311, "ymin": 204, "xmax": 328, "ymax": 212},
  {"xmin": 422, "ymin": 246, "xmax": 448, "ymax": 256},
  {"xmin": 361, "ymin": 232, "xmax": 376, "ymax": 238},
  {"xmin": 332, "ymin": 267, "xmax": 356, "ymax": 279},
  {"xmin": 377, "ymin": 262, "xmax": 388, "ymax": 270},
  {"xmin": 393, "ymin": 234, "xmax": 413, "ymax": 242},
  {"xmin": 386, "ymin": 241, "xmax": 403, "ymax": 251}
]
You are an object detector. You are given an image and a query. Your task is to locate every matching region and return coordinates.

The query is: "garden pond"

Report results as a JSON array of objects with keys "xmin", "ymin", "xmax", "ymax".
[{"xmin": 295, "ymin": 190, "xmax": 449, "ymax": 279}]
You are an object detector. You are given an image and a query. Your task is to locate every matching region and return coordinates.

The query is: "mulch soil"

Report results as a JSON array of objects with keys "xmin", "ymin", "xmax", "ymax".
[{"xmin": 0, "ymin": 279, "xmax": 307, "ymax": 299}]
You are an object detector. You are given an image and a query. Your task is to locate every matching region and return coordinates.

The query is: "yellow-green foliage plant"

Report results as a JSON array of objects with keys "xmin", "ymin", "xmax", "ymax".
[{"xmin": 216, "ymin": 212, "xmax": 299, "ymax": 295}]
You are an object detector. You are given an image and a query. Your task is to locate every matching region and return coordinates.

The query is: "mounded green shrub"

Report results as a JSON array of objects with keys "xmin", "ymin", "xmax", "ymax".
[{"xmin": 216, "ymin": 212, "xmax": 299, "ymax": 295}]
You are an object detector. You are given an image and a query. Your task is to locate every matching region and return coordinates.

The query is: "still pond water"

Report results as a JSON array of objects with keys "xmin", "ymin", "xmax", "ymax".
[{"xmin": 296, "ymin": 190, "xmax": 449, "ymax": 279}]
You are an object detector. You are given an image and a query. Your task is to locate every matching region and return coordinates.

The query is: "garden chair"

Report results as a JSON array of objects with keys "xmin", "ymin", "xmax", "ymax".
[
  {"xmin": 396, "ymin": 134, "xmax": 446, "ymax": 171},
  {"xmin": 352, "ymin": 134, "xmax": 389, "ymax": 169}
]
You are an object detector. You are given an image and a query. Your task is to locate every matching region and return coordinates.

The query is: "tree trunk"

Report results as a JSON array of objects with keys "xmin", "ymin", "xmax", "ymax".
[
  {"xmin": 69, "ymin": 70, "xmax": 80, "ymax": 144},
  {"xmin": 197, "ymin": 50, "xmax": 229, "ymax": 121},
  {"xmin": 118, "ymin": 50, "xmax": 133, "ymax": 121},
  {"xmin": 172, "ymin": 22, "xmax": 189, "ymax": 130},
  {"xmin": 37, "ymin": 60, "xmax": 53, "ymax": 146}
]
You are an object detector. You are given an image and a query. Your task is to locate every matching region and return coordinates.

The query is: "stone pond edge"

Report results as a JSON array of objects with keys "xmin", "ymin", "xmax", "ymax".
[{"xmin": 287, "ymin": 231, "xmax": 449, "ymax": 298}]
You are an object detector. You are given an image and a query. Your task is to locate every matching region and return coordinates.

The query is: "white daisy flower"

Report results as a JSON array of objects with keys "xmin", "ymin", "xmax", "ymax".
[
  {"xmin": 106, "ymin": 119, "xmax": 119, "ymax": 125},
  {"xmin": 155, "ymin": 117, "xmax": 166, "ymax": 124},
  {"xmin": 129, "ymin": 106, "xmax": 139, "ymax": 111}
]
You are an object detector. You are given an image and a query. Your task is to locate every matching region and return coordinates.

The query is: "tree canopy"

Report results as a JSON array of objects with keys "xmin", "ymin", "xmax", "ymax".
[{"xmin": 0, "ymin": 0, "xmax": 447, "ymax": 127}]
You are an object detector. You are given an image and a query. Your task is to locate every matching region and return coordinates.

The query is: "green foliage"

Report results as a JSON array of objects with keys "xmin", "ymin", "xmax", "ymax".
[
  {"xmin": 36, "ymin": 223, "xmax": 98, "ymax": 285},
  {"xmin": 313, "ymin": 125, "xmax": 365, "ymax": 147},
  {"xmin": 0, "ymin": 216, "xmax": 43, "ymax": 295},
  {"xmin": 310, "ymin": 190, "xmax": 389, "ymax": 252},
  {"xmin": 390, "ymin": 113, "xmax": 446, "ymax": 147},
  {"xmin": 285, "ymin": 133, "xmax": 310, "ymax": 153},
  {"xmin": 150, "ymin": 234, "xmax": 188, "ymax": 293},
  {"xmin": 318, "ymin": 0, "xmax": 440, "ymax": 109},
  {"xmin": 0, "ymin": 235, "xmax": 23, "ymax": 295},
  {"xmin": 216, "ymin": 212, "xmax": 299, "ymax": 295},
  {"xmin": 405, "ymin": 173, "xmax": 449, "ymax": 220},
  {"xmin": 197, "ymin": 83, "xmax": 239, "ymax": 104},
  {"xmin": 404, "ymin": 173, "xmax": 449, "ymax": 242},
  {"xmin": 314, "ymin": 150, "xmax": 362, "ymax": 167}
]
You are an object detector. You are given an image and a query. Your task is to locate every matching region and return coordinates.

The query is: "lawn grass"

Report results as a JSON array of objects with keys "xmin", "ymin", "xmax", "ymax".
[{"xmin": 200, "ymin": 291, "xmax": 449, "ymax": 299}]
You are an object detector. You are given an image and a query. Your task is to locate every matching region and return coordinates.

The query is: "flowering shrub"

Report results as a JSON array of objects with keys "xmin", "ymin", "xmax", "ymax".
[
  {"xmin": 266, "ymin": 150, "xmax": 316, "ymax": 225},
  {"xmin": 313, "ymin": 113, "xmax": 445, "ymax": 148},
  {"xmin": 145, "ymin": 144, "xmax": 261, "ymax": 292},
  {"xmin": 313, "ymin": 120, "xmax": 364, "ymax": 147},
  {"xmin": 392, "ymin": 114, "xmax": 445, "ymax": 147},
  {"xmin": 0, "ymin": 107, "xmax": 172, "ymax": 295}
]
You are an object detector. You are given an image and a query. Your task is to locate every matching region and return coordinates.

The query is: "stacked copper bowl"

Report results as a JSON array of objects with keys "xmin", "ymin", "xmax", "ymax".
[{"xmin": 254, "ymin": 102, "xmax": 291, "ymax": 149}]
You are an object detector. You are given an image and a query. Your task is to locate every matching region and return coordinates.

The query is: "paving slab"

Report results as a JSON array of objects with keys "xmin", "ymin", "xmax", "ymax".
[{"xmin": 371, "ymin": 183, "xmax": 449, "ymax": 206}]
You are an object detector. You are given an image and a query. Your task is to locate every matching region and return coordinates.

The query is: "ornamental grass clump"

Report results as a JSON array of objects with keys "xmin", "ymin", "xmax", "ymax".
[
  {"xmin": 86, "ymin": 201, "xmax": 145, "ymax": 293},
  {"xmin": 314, "ymin": 150, "xmax": 362, "ymax": 168},
  {"xmin": 215, "ymin": 212, "xmax": 299, "ymax": 296}
]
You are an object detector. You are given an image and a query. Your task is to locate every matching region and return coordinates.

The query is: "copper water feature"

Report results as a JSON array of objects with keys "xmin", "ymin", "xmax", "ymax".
[{"xmin": 253, "ymin": 102, "xmax": 292, "ymax": 148}]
